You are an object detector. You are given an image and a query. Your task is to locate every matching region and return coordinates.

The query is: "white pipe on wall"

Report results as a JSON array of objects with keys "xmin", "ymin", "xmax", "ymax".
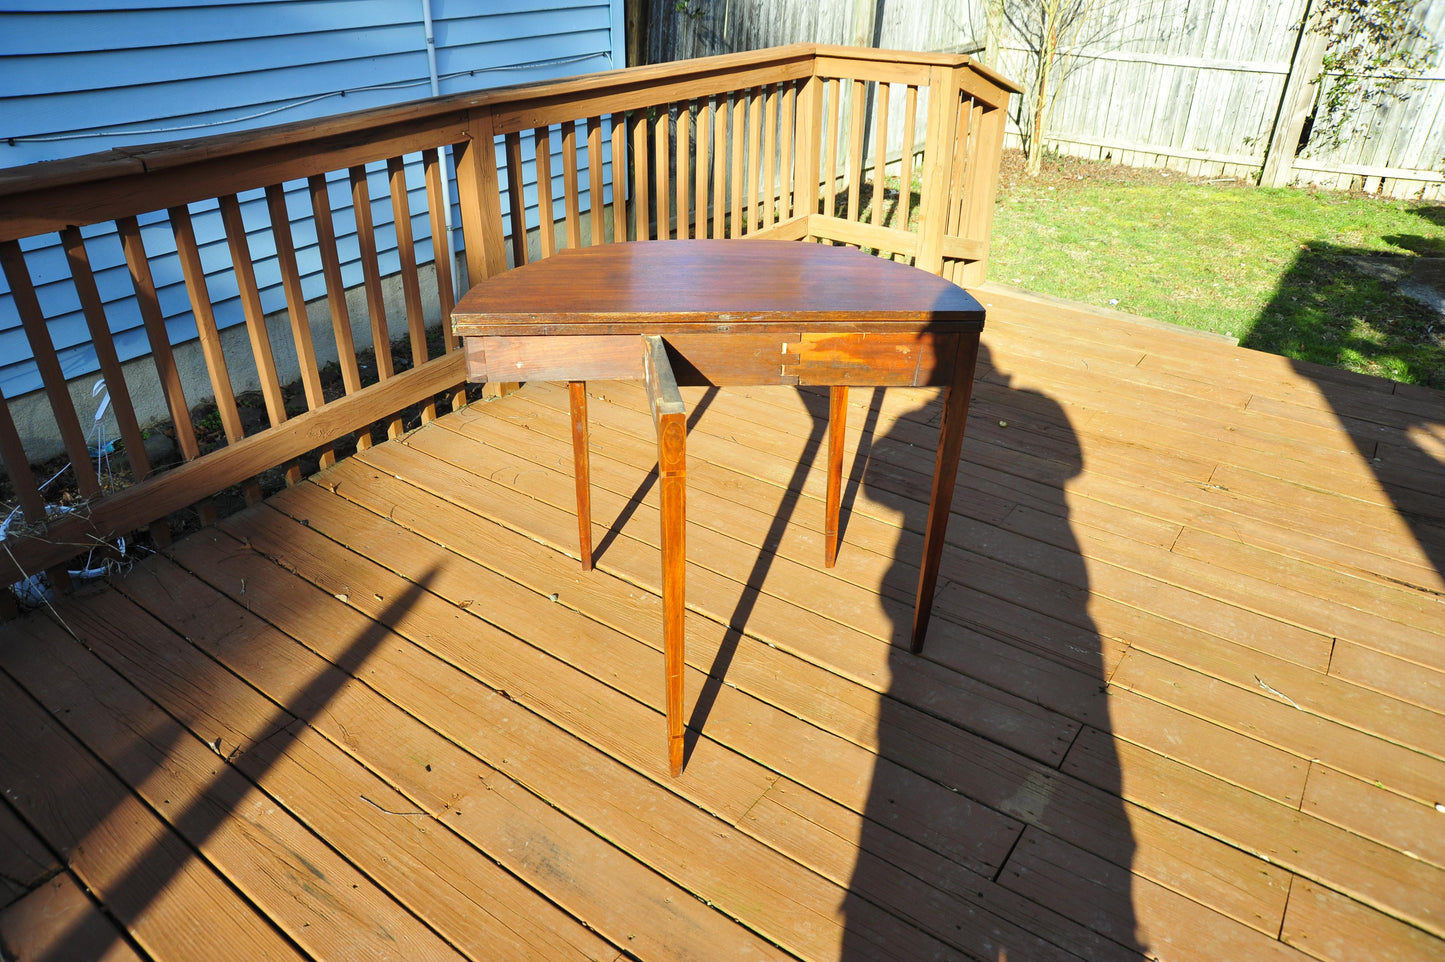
[{"xmin": 421, "ymin": 0, "xmax": 458, "ymax": 280}]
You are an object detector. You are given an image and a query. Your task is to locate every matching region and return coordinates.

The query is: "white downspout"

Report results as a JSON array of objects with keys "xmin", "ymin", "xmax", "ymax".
[{"xmin": 421, "ymin": 0, "xmax": 458, "ymax": 283}]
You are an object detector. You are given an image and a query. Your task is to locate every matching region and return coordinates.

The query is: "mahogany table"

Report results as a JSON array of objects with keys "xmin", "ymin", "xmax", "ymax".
[{"xmin": 453, "ymin": 240, "xmax": 985, "ymax": 775}]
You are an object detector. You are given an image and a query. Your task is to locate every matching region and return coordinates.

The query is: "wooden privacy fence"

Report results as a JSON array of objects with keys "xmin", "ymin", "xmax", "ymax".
[{"xmin": 0, "ymin": 43, "xmax": 1016, "ymax": 604}]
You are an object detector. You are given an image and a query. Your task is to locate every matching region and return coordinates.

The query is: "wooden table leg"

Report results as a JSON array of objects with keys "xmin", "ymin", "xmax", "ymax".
[
  {"xmin": 568, "ymin": 381, "xmax": 593, "ymax": 570},
  {"xmin": 911, "ymin": 334, "xmax": 980, "ymax": 653},
  {"xmin": 824, "ymin": 385, "xmax": 848, "ymax": 568},
  {"xmin": 643, "ymin": 336, "xmax": 688, "ymax": 776}
]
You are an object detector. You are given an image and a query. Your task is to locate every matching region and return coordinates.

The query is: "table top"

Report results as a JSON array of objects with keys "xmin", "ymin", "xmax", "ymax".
[{"xmin": 452, "ymin": 240, "xmax": 985, "ymax": 337}]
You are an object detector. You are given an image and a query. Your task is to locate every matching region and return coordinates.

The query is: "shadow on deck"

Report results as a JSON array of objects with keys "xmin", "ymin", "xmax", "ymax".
[{"xmin": 2, "ymin": 292, "xmax": 1443, "ymax": 961}]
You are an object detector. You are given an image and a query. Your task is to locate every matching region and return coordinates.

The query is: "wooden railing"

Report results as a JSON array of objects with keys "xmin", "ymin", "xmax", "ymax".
[{"xmin": 0, "ymin": 44, "xmax": 1016, "ymax": 601}]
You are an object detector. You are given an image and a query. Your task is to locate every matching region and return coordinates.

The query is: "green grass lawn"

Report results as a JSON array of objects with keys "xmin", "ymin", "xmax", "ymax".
[{"xmin": 985, "ymin": 154, "xmax": 1445, "ymax": 389}]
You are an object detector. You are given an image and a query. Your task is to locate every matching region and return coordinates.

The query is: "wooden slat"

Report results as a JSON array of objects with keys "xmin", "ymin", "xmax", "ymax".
[
  {"xmin": 871, "ymin": 83, "xmax": 891, "ymax": 229},
  {"xmin": 823, "ymin": 78, "xmax": 842, "ymax": 218},
  {"xmin": 387, "ymin": 156, "xmax": 430, "ymax": 374},
  {"xmin": 169, "ymin": 204, "xmax": 244, "ymax": 444},
  {"xmin": 0, "ymin": 394, "xmax": 44, "ymax": 525},
  {"xmin": 630, "ymin": 111, "xmax": 650, "ymax": 240},
  {"xmin": 609, "ymin": 112, "xmax": 628, "ymax": 242},
  {"xmin": 264, "ymin": 183, "xmax": 326, "ymax": 411},
  {"xmin": 0, "ymin": 240, "xmax": 101, "ymax": 500},
  {"xmin": 761, "ymin": 85, "xmax": 778, "ymax": 229},
  {"xmin": 348, "ymin": 166, "xmax": 394, "ymax": 380},
  {"xmin": 695, "ymin": 98, "xmax": 712, "ymax": 238},
  {"xmin": 845, "ymin": 79, "xmax": 867, "ymax": 223},
  {"xmin": 712, "ymin": 95, "xmax": 729, "ymax": 238},
  {"xmin": 219, "ymin": 194, "xmax": 287, "ymax": 427},
  {"xmin": 654, "ymin": 106, "xmax": 672, "ymax": 239},
  {"xmin": 117, "ymin": 215, "xmax": 200, "ymax": 461},
  {"xmin": 676, "ymin": 103, "xmax": 691, "ymax": 239},
  {"xmin": 422, "ymin": 148, "xmax": 458, "ymax": 353},
  {"xmin": 59, "ymin": 227, "xmax": 151, "ymax": 482},
  {"xmin": 587, "ymin": 116, "xmax": 605, "ymax": 245},
  {"xmin": 777, "ymin": 81, "xmax": 796, "ymax": 221},
  {"xmin": 504, "ymin": 131, "xmax": 529, "ymax": 267},
  {"xmin": 745, "ymin": 88, "xmax": 761, "ymax": 233},
  {"xmin": 915, "ymin": 65, "xmax": 962, "ymax": 274},
  {"xmin": 306, "ymin": 173, "xmax": 362, "ymax": 397},
  {"xmin": 901, "ymin": 84, "xmax": 919, "ymax": 226},
  {"xmin": 730, "ymin": 92, "xmax": 746, "ymax": 236},
  {"xmin": 562, "ymin": 120, "xmax": 583, "ymax": 249},
  {"xmin": 533, "ymin": 127, "xmax": 557, "ymax": 256}
]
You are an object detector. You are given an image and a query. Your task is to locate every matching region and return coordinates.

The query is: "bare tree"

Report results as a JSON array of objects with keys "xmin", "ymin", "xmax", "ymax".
[{"xmin": 998, "ymin": 0, "xmax": 1130, "ymax": 175}]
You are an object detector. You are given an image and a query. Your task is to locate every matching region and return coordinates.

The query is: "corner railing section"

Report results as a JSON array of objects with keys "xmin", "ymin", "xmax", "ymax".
[{"xmin": 0, "ymin": 44, "xmax": 1016, "ymax": 606}]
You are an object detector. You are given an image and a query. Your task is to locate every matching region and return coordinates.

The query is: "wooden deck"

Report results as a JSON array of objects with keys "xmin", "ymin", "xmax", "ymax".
[{"xmin": 2, "ymin": 287, "xmax": 1443, "ymax": 961}]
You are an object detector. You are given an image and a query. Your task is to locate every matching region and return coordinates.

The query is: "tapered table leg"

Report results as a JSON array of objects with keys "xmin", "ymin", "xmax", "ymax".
[
  {"xmin": 568, "ymin": 381, "xmax": 593, "ymax": 570},
  {"xmin": 911, "ymin": 334, "xmax": 981, "ymax": 653},
  {"xmin": 643, "ymin": 336, "xmax": 689, "ymax": 776},
  {"xmin": 825, "ymin": 385, "xmax": 848, "ymax": 568}
]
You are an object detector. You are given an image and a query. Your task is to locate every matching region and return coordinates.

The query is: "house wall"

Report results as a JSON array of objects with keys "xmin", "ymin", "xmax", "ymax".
[{"xmin": 0, "ymin": 0, "xmax": 624, "ymax": 462}]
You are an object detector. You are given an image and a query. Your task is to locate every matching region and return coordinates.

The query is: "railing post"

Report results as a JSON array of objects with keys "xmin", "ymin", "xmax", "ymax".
[
  {"xmin": 454, "ymin": 107, "xmax": 508, "ymax": 286},
  {"xmin": 956, "ymin": 96, "xmax": 1008, "ymax": 287},
  {"xmin": 915, "ymin": 65, "xmax": 963, "ymax": 276}
]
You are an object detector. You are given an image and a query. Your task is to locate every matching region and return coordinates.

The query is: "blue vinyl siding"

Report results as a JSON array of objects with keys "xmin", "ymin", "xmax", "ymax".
[{"xmin": 0, "ymin": 0, "xmax": 623, "ymax": 400}]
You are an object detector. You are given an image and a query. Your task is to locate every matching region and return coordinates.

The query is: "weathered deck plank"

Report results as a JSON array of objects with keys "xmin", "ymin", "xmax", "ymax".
[{"xmin": 2, "ymin": 292, "xmax": 1442, "ymax": 961}]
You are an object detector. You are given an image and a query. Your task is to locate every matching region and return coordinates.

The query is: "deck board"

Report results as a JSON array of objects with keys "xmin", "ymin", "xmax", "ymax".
[{"xmin": 3, "ymin": 293, "xmax": 1443, "ymax": 961}]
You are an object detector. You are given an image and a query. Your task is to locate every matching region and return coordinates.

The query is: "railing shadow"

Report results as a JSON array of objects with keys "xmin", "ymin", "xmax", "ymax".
[
  {"xmin": 1240, "ymin": 229, "xmax": 1445, "ymax": 594},
  {"xmin": 840, "ymin": 342, "xmax": 1146, "ymax": 958},
  {"xmin": 0, "ymin": 555, "xmax": 436, "ymax": 961}
]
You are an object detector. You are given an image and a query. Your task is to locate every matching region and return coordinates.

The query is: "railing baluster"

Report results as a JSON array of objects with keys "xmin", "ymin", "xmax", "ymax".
[
  {"xmin": 631, "ymin": 111, "xmax": 651, "ymax": 239},
  {"xmin": 872, "ymin": 83, "xmax": 892, "ymax": 231},
  {"xmin": 695, "ymin": 98, "xmax": 712, "ymax": 238},
  {"xmin": 387, "ymin": 156, "xmax": 434, "ymax": 420},
  {"xmin": 218, "ymin": 196, "xmax": 287, "ymax": 428},
  {"xmin": 504, "ymin": 131, "xmax": 529, "ymax": 267},
  {"xmin": 610, "ymin": 112, "xmax": 628, "ymax": 241},
  {"xmin": 264, "ymin": 181, "xmax": 332, "ymax": 475},
  {"xmin": 745, "ymin": 88, "xmax": 761, "ymax": 233},
  {"xmin": 117, "ymin": 216, "xmax": 199, "ymax": 465},
  {"xmin": 712, "ymin": 96, "xmax": 728, "ymax": 238},
  {"xmin": 0, "ymin": 240, "xmax": 103, "ymax": 501},
  {"xmin": 308, "ymin": 173, "xmax": 362, "ymax": 395},
  {"xmin": 762, "ymin": 85, "xmax": 778, "ymax": 229},
  {"xmin": 348, "ymin": 167, "xmax": 394, "ymax": 379},
  {"xmin": 777, "ymin": 82, "xmax": 796, "ymax": 222},
  {"xmin": 348, "ymin": 166, "xmax": 404, "ymax": 441},
  {"xmin": 654, "ymin": 105, "xmax": 671, "ymax": 239},
  {"xmin": 60, "ymin": 227, "xmax": 150, "ymax": 484},
  {"xmin": 562, "ymin": 120, "xmax": 583, "ymax": 249},
  {"xmin": 795, "ymin": 75, "xmax": 823, "ymax": 231},
  {"xmin": 846, "ymin": 79, "xmax": 867, "ymax": 224},
  {"xmin": 823, "ymin": 79, "xmax": 841, "ymax": 218},
  {"xmin": 169, "ymin": 202, "xmax": 258, "ymax": 507},
  {"xmin": 534, "ymin": 128, "xmax": 557, "ymax": 256},
  {"xmin": 423, "ymin": 149, "xmax": 458, "ymax": 349},
  {"xmin": 901, "ymin": 84, "xmax": 920, "ymax": 252},
  {"xmin": 587, "ymin": 117, "xmax": 605, "ymax": 246},
  {"xmin": 730, "ymin": 92, "xmax": 745, "ymax": 236},
  {"xmin": 676, "ymin": 103, "xmax": 691, "ymax": 239}
]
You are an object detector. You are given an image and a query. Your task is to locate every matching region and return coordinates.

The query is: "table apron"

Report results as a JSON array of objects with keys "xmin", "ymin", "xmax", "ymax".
[{"xmin": 464, "ymin": 331, "xmax": 964, "ymax": 388}]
